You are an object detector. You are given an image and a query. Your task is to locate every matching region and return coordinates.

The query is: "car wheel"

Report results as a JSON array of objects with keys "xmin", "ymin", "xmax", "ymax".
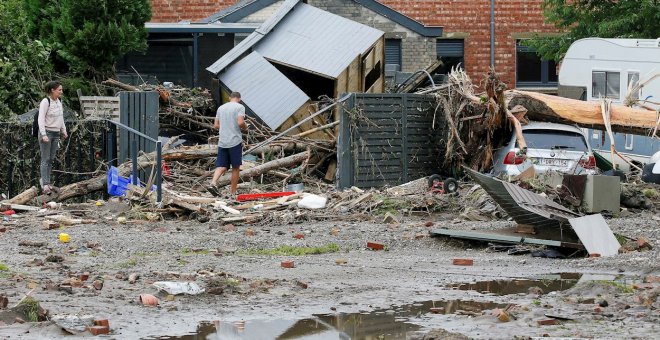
[{"xmin": 428, "ymin": 174, "xmax": 443, "ymax": 188}]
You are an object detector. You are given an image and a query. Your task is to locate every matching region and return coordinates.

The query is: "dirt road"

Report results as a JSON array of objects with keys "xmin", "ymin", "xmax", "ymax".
[{"xmin": 0, "ymin": 206, "xmax": 657, "ymax": 339}]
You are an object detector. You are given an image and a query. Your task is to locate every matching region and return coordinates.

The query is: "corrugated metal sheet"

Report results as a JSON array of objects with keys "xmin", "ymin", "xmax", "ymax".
[
  {"xmin": 219, "ymin": 51, "xmax": 309, "ymax": 130},
  {"xmin": 255, "ymin": 3, "xmax": 384, "ymax": 79},
  {"xmin": 206, "ymin": 0, "xmax": 299, "ymax": 75},
  {"xmin": 465, "ymin": 168, "xmax": 580, "ymax": 230}
]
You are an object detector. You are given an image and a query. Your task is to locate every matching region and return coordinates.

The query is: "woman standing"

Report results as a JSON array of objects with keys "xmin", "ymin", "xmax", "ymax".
[{"xmin": 38, "ymin": 81, "xmax": 68, "ymax": 194}]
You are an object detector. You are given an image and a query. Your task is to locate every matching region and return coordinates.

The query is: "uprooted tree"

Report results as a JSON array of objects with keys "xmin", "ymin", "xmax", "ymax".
[{"xmin": 428, "ymin": 69, "xmax": 659, "ymax": 172}]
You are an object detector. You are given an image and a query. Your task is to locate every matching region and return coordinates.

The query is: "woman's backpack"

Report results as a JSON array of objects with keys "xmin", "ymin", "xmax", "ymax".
[{"xmin": 32, "ymin": 98, "xmax": 50, "ymax": 137}]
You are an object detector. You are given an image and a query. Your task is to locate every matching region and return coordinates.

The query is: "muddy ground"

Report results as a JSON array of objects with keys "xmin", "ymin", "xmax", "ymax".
[{"xmin": 0, "ymin": 201, "xmax": 658, "ymax": 339}]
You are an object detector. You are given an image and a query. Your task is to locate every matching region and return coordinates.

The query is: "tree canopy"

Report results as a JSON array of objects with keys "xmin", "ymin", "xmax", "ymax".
[
  {"xmin": 25, "ymin": 0, "xmax": 151, "ymax": 78},
  {"xmin": 0, "ymin": 0, "xmax": 52, "ymax": 119},
  {"xmin": 526, "ymin": 0, "xmax": 660, "ymax": 61}
]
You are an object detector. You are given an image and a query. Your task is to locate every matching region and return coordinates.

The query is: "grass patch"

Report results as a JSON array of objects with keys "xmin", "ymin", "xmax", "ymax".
[
  {"xmin": 374, "ymin": 197, "xmax": 412, "ymax": 215},
  {"xmin": 240, "ymin": 243, "xmax": 340, "ymax": 256},
  {"xmin": 0, "ymin": 263, "xmax": 9, "ymax": 271},
  {"xmin": 642, "ymin": 188, "xmax": 659, "ymax": 199},
  {"xmin": 181, "ymin": 248, "xmax": 210, "ymax": 255},
  {"xmin": 117, "ymin": 258, "xmax": 137, "ymax": 268},
  {"xmin": 598, "ymin": 280, "xmax": 634, "ymax": 294},
  {"xmin": 531, "ymin": 299, "xmax": 541, "ymax": 306},
  {"xmin": 614, "ymin": 233, "xmax": 629, "ymax": 245}
]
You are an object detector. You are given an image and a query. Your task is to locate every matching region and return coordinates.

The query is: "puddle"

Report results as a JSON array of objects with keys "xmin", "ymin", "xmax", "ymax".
[
  {"xmin": 145, "ymin": 299, "xmax": 506, "ymax": 339},
  {"xmin": 449, "ymin": 273, "xmax": 581, "ymax": 296}
]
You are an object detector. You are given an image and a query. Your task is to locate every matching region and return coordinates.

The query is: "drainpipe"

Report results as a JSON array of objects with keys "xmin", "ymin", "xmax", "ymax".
[{"xmin": 490, "ymin": 0, "xmax": 495, "ymax": 68}]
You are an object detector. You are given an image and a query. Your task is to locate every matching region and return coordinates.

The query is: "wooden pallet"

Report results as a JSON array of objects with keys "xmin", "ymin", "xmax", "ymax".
[{"xmin": 79, "ymin": 96, "xmax": 120, "ymax": 120}]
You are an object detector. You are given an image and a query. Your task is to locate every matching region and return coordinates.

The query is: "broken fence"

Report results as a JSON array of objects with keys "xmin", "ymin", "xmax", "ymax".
[{"xmin": 337, "ymin": 93, "xmax": 447, "ymax": 189}]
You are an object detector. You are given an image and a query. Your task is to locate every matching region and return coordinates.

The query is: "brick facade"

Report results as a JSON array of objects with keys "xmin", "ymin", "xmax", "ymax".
[
  {"xmin": 149, "ymin": 0, "xmax": 558, "ymax": 88},
  {"xmin": 379, "ymin": 0, "xmax": 558, "ymax": 88},
  {"xmin": 150, "ymin": 0, "xmax": 238, "ymax": 23}
]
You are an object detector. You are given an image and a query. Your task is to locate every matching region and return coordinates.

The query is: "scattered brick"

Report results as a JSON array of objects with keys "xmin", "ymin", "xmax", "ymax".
[
  {"xmin": 335, "ymin": 259, "xmax": 347, "ymax": 265},
  {"xmin": 367, "ymin": 242, "xmax": 384, "ymax": 250},
  {"xmin": 537, "ymin": 319, "xmax": 557, "ymax": 326},
  {"xmin": 281, "ymin": 260, "xmax": 295, "ymax": 268},
  {"xmin": 429, "ymin": 307, "xmax": 444, "ymax": 314},
  {"xmin": 88, "ymin": 325, "xmax": 110, "ymax": 335},
  {"xmin": 94, "ymin": 319, "xmax": 109, "ymax": 327},
  {"xmin": 589, "ymin": 253, "xmax": 601, "ymax": 258},
  {"xmin": 424, "ymin": 221, "xmax": 434, "ymax": 227},
  {"xmin": 452, "ymin": 258, "xmax": 473, "ymax": 266},
  {"xmin": 294, "ymin": 233, "xmax": 305, "ymax": 239},
  {"xmin": 296, "ymin": 280, "xmax": 308, "ymax": 289},
  {"xmin": 244, "ymin": 228, "xmax": 256, "ymax": 236}
]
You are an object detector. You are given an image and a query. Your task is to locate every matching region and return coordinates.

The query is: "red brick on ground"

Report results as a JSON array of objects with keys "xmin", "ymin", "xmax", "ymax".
[
  {"xmin": 367, "ymin": 242, "xmax": 384, "ymax": 250},
  {"xmin": 452, "ymin": 258, "xmax": 473, "ymax": 266}
]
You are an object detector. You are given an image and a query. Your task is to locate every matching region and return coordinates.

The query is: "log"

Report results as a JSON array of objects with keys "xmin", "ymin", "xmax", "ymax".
[
  {"xmin": 102, "ymin": 79, "xmax": 139, "ymax": 92},
  {"xmin": 507, "ymin": 90, "xmax": 660, "ymax": 137},
  {"xmin": 4, "ymin": 186, "xmax": 38, "ymax": 205},
  {"xmin": 215, "ymin": 151, "xmax": 310, "ymax": 187},
  {"xmin": 293, "ymin": 121, "xmax": 339, "ymax": 138}
]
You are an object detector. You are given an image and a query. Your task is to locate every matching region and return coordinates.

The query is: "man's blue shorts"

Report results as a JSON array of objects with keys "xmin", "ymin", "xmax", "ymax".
[{"xmin": 216, "ymin": 144, "xmax": 242, "ymax": 169}]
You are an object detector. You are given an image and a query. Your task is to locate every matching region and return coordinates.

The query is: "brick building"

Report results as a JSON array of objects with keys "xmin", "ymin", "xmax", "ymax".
[{"xmin": 145, "ymin": 0, "xmax": 559, "ymax": 92}]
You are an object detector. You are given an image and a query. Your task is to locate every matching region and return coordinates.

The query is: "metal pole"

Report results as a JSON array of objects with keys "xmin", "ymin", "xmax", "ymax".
[
  {"xmin": 131, "ymin": 139, "xmax": 138, "ymax": 185},
  {"xmin": 156, "ymin": 141, "xmax": 162, "ymax": 205},
  {"xmin": 490, "ymin": 0, "xmax": 495, "ymax": 68}
]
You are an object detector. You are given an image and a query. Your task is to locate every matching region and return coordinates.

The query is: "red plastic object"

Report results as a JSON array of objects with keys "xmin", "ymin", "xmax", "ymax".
[
  {"xmin": 236, "ymin": 192, "xmax": 295, "ymax": 202},
  {"xmin": 3, "ymin": 210, "xmax": 15, "ymax": 216}
]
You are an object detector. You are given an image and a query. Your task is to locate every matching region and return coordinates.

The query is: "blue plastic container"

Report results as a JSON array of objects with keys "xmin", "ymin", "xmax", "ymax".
[{"xmin": 107, "ymin": 166, "xmax": 131, "ymax": 196}]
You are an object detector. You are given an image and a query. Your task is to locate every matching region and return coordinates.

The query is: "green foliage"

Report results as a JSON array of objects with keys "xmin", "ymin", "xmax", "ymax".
[
  {"xmin": 0, "ymin": 0, "xmax": 52, "ymax": 119},
  {"xmin": 525, "ymin": 0, "xmax": 660, "ymax": 61},
  {"xmin": 0, "ymin": 263, "xmax": 9, "ymax": 271},
  {"xmin": 240, "ymin": 243, "xmax": 341, "ymax": 256},
  {"xmin": 25, "ymin": 0, "xmax": 151, "ymax": 78}
]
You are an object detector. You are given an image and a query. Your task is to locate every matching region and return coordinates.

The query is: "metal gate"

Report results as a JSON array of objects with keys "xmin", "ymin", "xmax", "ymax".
[
  {"xmin": 118, "ymin": 91, "xmax": 159, "ymax": 182},
  {"xmin": 337, "ymin": 93, "xmax": 446, "ymax": 189}
]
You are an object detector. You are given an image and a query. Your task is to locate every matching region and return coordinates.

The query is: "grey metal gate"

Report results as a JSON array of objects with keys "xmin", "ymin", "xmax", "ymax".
[
  {"xmin": 118, "ymin": 91, "xmax": 159, "ymax": 182},
  {"xmin": 337, "ymin": 93, "xmax": 446, "ymax": 189}
]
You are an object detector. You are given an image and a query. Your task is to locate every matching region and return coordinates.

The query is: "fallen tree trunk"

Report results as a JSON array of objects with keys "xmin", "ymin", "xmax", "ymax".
[
  {"xmin": 4, "ymin": 186, "xmax": 38, "ymax": 205},
  {"xmin": 215, "ymin": 151, "xmax": 310, "ymax": 187},
  {"xmin": 507, "ymin": 90, "xmax": 659, "ymax": 137}
]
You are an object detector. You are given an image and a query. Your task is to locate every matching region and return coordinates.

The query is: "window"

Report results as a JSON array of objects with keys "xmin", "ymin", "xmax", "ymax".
[
  {"xmin": 436, "ymin": 39, "xmax": 464, "ymax": 74},
  {"xmin": 515, "ymin": 40, "xmax": 557, "ymax": 87},
  {"xmin": 520, "ymin": 129, "xmax": 589, "ymax": 152},
  {"xmin": 384, "ymin": 39, "xmax": 402, "ymax": 71},
  {"xmin": 625, "ymin": 134, "xmax": 634, "ymax": 150},
  {"xmin": 592, "ymin": 71, "xmax": 620, "ymax": 99},
  {"xmin": 628, "ymin": 72, "xmax": 640, "ymax": 100}
]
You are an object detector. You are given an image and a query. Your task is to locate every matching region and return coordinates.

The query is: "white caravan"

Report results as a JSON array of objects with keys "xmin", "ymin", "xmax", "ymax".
[{"xmin": 558, "ymin": 38, "xmax": 660, "ymax": 171}]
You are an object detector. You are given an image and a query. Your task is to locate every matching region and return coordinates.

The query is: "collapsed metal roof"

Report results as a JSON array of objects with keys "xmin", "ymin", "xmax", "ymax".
[
  {"xmin": 218, "ymin": 51, "xmax": 310, "ymax": 130},
  {"xmin": 253, "ymin": 2, "xmax": 384, "ymax": 78},
  {"xmin": 464, "ymin": 168, "xmax": 580, "ymax": 229}
]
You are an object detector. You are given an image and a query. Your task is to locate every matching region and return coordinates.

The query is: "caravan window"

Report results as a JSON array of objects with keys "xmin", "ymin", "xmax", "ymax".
[
  {"xmin": 592, "ymin": 71, "xmax": 620, "ymax": 99},
  {"xmin": 628, "ymin": 72, "xmax": 640, "ymax": 100}
]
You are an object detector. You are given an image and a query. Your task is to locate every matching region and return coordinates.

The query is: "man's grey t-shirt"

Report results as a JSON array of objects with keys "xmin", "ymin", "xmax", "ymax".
[{"xmin": 216, "ymin": 101, "xmax": 245, "ymax": 148}]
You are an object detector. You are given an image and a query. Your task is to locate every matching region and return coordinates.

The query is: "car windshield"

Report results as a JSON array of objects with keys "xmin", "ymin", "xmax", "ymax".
[{"xmin": 519, "ymin": 129, "xmax": 589, "ymax": 152}]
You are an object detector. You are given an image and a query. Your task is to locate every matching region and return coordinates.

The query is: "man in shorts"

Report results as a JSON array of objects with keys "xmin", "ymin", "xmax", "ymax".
[{"xmin": 209, "ymin": 92, "xmax": 248, "ymax": 196}]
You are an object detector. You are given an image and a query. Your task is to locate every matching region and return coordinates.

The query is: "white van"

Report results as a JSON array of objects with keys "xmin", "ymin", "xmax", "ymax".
[{"xmin": 558, "ymin": 38, "xmax": 660, "ymax": 171}]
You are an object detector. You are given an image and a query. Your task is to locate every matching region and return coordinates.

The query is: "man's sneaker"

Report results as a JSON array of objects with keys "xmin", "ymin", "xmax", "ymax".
[{"xmin": 206, "ymin": 185, "xmax": 220, "ymax": 197}]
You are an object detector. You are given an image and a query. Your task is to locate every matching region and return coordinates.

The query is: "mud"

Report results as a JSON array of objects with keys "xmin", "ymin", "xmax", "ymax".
[{"xmin": 0, "ymin": 207, "xmax": 658, "ymax": 339}]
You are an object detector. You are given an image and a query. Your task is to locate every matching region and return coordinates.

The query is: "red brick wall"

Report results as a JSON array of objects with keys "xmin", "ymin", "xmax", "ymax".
[
  {"xmin": 378, "ymin": 0, "xmax": 558, "ymax": 88},
  {"xmin": 150, "ymin": 0, "xmax": 558, "ymax": 87},
  {"xmin": 150, "ymin": 0, "xmax": 239, "ymax": 23}
]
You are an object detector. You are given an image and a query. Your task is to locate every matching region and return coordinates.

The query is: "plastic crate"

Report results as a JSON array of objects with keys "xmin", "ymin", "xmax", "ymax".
[{"xmin": 107, "ymin": 166, "xmax": 131, "ymax": 196}]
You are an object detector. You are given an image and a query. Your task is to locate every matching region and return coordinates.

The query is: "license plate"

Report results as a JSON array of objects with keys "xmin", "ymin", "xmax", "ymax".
[{"xmin": 539, "ymin": 158, "xmax": 568, "ymax": 167}]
